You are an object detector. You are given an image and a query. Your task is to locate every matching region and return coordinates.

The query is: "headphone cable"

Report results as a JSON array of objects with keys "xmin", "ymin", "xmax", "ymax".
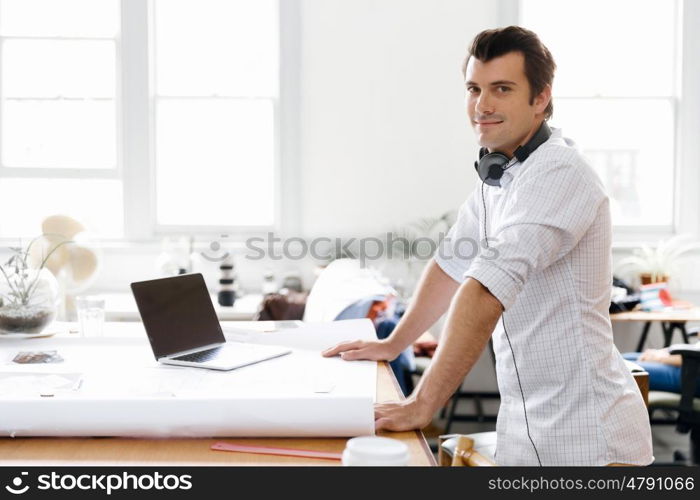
[{"xmin": 481, "ymin": 179, "xmax": 542, "ymax": 466}]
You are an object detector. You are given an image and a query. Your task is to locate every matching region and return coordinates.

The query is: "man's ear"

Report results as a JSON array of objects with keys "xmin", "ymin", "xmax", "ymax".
[{"xmin": 534, "ymin": 84, "xmax": 552, "ymax": 115}]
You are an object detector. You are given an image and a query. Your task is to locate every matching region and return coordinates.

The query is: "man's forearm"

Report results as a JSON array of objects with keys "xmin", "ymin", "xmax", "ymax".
[
  {"xmin": 410, "ymin": 277, "xmax": 502, "ymax": 412},
  {"xmin": 386, "ymin": 259, "xmax": 460, "ymax": 352}
]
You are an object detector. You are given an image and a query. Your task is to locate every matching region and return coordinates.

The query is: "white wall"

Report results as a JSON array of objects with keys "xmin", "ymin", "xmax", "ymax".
[{"xmin": 299, "ymin": 0, "xmax": 500, "ymax": 237}]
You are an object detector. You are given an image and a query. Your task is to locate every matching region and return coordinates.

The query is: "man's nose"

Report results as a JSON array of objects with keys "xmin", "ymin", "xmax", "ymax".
[{"xmin": 475, "ymin": 91, "xmax": 494, "ymax": 114}]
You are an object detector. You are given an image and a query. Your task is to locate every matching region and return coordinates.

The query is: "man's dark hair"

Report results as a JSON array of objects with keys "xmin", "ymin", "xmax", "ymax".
[{"xmin": 463, "ymin": 26, "xmax": 556, "ymax": 120}]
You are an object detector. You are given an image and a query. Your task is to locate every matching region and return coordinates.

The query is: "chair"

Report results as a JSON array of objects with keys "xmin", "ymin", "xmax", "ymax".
[
  {"xmin": 648, "ymin": 342, "xmax": 700, "ymax": 465},
  {"xmin": 438, "ymin": 433, "xmax": 496, "ymax": 466}
]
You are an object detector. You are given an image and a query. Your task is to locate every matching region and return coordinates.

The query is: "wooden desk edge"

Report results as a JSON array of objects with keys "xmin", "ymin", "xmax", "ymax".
[
  {"xmin": 0, "ymin": 361, "xmax": 436, "ymax": 467},
  {"xmin": 379, "ymin": 361, "xmax": 437, "ymax": 466}
]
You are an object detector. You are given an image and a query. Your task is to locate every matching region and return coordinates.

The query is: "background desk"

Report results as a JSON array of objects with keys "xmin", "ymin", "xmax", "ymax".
[
  {"xmin": 611, "ymin": 308, "xmax": 700, "ymax": 351},
  {"xmin": 0, "ymin": 323, "xmax": 434, "ymax": 466},
  {"xmin": 100, "ymin": 293, "xmax": 263, "ymax": 322}
]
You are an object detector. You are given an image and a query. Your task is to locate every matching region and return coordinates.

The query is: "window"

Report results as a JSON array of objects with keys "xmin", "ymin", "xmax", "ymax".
[
  {"xmin": 0, "ymin": 0, "xmax": 280, "ymax": 240},
  {"xmin": 0, "ymin": 0, "xmax": 122, "ymax": 237},
  {"xmin": 520, "ymin": 0, "xmax": 679, "ymax": 229},
  {"xmin": 153, "ymin": 0, "xmax": 278, "ymax": 229}
]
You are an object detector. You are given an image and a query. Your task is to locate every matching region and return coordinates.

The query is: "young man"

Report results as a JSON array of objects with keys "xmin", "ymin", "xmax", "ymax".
[{"xmin": 323, "ymin": 26, "xmax": 653, "ymax": 466}]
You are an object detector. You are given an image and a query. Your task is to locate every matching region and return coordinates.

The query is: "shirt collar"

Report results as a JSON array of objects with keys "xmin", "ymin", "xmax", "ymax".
[{"xmin": 499, "ymin": 127, "xmax": 562, "ymax": 188}]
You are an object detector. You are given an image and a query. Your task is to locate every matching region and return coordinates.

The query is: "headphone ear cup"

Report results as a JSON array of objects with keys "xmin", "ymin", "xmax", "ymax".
[{"xmin": 477, "ymin": 152, "xmax": 510, "ymax": 187}]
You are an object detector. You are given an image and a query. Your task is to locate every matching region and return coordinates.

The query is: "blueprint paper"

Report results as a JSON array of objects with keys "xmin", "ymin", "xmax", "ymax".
[
  {"xmin": 223, "ymin": 318, "xmax": 376, "ymax": 351},
  {"xmin": 0, "ymin": 320, "xmax": 377, "ymax": 438}
]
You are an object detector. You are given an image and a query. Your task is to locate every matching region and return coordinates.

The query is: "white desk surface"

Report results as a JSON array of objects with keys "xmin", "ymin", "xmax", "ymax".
[
  {"xmin": 100, "ymin": 292, "xmax": 263, "ymax": 322},
  {"xmin": 44, "ymin": 320, "xmax": 300, "ymax": 338},
  {"xmin": 0, "ymin": 320, "xmax": 377, "ymax": 439}
]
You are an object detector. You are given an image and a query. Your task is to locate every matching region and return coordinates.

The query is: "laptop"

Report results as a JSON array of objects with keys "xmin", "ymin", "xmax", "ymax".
[{"xmin": 131, "ymin": 273, "xmax": 291, "ymax": 371}]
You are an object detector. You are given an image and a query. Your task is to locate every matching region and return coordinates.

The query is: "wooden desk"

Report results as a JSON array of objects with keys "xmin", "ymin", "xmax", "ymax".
[
  {"xmin": 0, "ymin": 362, "xmax": 435, "ymax": 466},
  {"xmin": 632, "ymin": 370, "xmax": 649, "ymax": 407},
  {"xmin": 611, "ymin": 308, "xmax": 700, "ymax": 351}
]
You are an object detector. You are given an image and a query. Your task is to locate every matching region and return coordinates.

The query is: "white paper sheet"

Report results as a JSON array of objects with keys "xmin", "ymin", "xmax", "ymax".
[
  {"xmin": 0, "ymin": 319, "xmax": 377, "ymax": 438},
  {"xmin": 0, "ymin": 372, "xmax": 82, "ymax": 396}
]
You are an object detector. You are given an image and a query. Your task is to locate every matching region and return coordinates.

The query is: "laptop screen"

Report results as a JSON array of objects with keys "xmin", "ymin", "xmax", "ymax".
[{"xmin": 131, "ymin": 273, "xmax": 225, "ymax": 359}]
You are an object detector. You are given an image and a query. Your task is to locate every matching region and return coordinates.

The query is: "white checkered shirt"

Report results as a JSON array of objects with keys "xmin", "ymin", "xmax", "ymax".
[{"xmin": 435, "ymin": 128, "xmax": 653, "ymax": 466}]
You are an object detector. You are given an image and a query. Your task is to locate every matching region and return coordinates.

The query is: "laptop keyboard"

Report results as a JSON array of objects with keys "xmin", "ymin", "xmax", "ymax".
[{"xmin": 172, "ymin": 347, "xmax": 223, "ymax": 363}]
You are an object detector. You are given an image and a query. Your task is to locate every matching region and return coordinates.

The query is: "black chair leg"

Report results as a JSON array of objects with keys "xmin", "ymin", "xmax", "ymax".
[
  {"xmin": 663, "ymin": 322, "xmax": 687, "ymax": 347},
  {"xmin": 672, "ymin": 450, "xmax": 688, "ymax": 465},
  {"xmin": 444, "ymin": 392, "xmax": 460, "ymax": 435},
  {"xmin": 662, "ymin": 322, "xmax": 673, "ymax": 348},
  {"xmin": 691, "ymin": 426, "xmax": 700, "ymax": 466},
  {"xmin": 475, "ymin": 394, "xmax": 485, "ymax": 423},
  {"xmin": 636, "ymin": 322, "xmax": 652, "ymax": 352}
]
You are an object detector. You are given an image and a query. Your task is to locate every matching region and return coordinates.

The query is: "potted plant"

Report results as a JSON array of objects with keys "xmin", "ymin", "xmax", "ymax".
[
  {"xmin": 0, "ymin": 237, "xmax": 68, "ymax": 335},
  {"xmin": 615, "ymin": 234, "xmax": 700, "ymax": 286}
]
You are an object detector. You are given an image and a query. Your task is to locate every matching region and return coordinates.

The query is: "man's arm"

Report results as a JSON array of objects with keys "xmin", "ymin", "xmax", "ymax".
[
  {"xmin": 374, "ymin": 277, "xmax": 502, "ymax": 431},
  {"xmin": 322, "ymin": 259, "xmax": 460, "ymax": 360}
]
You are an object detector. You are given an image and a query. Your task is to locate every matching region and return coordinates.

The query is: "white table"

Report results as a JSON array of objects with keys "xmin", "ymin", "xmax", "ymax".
[{"xmin": 0, "ymin": 320, "xmax": 377, "ymax": 438}]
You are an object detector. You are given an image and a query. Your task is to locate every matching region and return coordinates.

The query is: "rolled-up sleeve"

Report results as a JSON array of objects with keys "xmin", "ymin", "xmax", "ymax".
[
  {"xmin": 434, "ymin": 192, "xmax": 481, "ymax": 283},
  {"xmin": 464, "ymin": 163, "xmax": 605, "ymax": 310}
]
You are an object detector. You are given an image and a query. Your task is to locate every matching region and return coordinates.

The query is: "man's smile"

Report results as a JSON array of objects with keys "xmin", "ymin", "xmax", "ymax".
[{"xmin": 474, "ymin": 120, "xmax": 503, "ymax": 128}]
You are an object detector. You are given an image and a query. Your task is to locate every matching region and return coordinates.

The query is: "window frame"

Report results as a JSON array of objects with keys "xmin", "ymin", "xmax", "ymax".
[
  {"xmin": 0, "ymin": 15, "xmax": 124, "ymax": 227},
  {"xmin": 502, "ymin": 0, "xmax": 700, "ymax": 244},
  {"xmin": 124, "ymin": 0, "xmax": 297, "ymax": 241},
  {"xmin": 0, "ymin": 0, "xmax": 299, "ymax": 245}
]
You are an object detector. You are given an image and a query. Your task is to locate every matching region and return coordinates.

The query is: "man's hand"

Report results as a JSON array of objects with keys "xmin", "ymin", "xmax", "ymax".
[
  {"xmin": 321, "ymin": 339, "xmax": 400, "ymax": 361},
  {"xmin": 638, "ymin": 348, "xmax": 668, "ymax": 363},
  {"xmin": 638, "ymin": 348, "xmax": 682, "ymax": 366},
  {"xmin": 320, "ymin": 261, "xmax": 459, "ymax": 363},
  {"xmin": 374, "ymin": 398, "xmax": 433, "ymax": 432}
]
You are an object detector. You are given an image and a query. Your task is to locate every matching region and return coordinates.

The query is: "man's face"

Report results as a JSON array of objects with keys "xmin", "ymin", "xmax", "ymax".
[{"xmin": 465, "ymin": 51, "xmax": 549, "ymax": 156}]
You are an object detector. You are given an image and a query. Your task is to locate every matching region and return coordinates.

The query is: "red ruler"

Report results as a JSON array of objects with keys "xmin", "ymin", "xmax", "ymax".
[{"xmin": 211, "ymin": 441, "xmax": 343, "ymax": 461}]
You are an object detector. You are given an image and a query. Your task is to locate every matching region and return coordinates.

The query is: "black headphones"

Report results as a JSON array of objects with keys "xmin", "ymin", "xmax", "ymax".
[{"xmin": 474, "ymin": 121, "xmax": 552, "ymax": 187}]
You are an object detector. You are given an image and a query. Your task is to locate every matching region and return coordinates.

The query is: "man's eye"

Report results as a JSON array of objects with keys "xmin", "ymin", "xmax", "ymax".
[
  {"xmin": 467, "ymin": 87, "xmax": 479, "ymax": 94},
  {"xmin": 497, "ymin": 86, "xmax": 511, "ymax": 93}
]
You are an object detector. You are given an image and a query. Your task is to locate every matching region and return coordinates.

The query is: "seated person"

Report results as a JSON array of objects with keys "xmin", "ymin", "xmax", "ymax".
[{"xmin": 623, "ymin": 348, "xmax": 700, "ymax": 397}]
